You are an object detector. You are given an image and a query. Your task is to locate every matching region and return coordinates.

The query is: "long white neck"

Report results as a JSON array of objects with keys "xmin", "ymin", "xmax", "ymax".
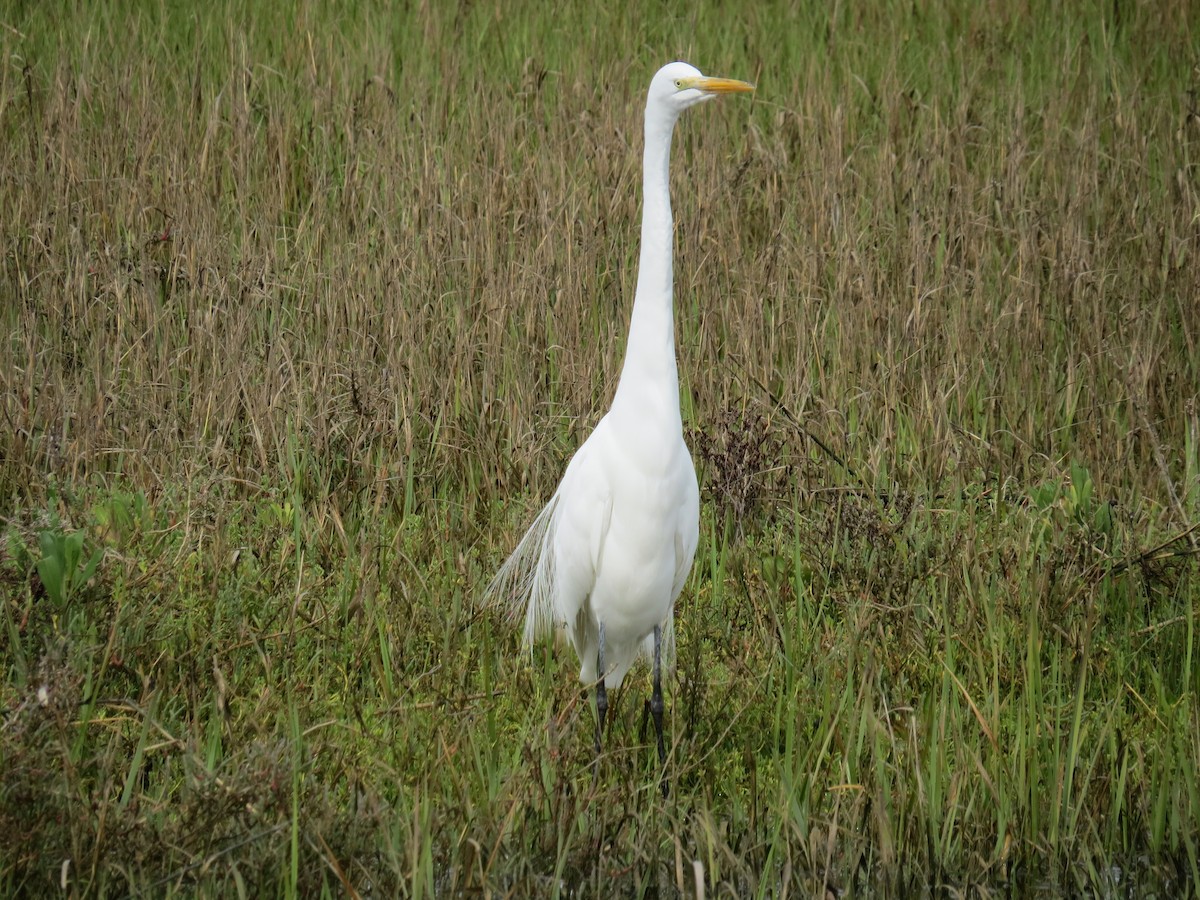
[{"xmin": 612, "ymin": 105, "xmax": 680, "ymax": 421}]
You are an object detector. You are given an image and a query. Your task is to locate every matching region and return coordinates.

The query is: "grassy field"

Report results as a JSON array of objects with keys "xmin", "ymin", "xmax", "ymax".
[{"xmin": 2, "ymin": 0, "xmax": 1199, "ymax": 895}]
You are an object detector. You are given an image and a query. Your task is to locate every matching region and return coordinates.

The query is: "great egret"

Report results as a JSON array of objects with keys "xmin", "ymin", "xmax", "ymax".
[{"xmin": 486, "ymin": 62, "xmax": 753, "ymax": 788}]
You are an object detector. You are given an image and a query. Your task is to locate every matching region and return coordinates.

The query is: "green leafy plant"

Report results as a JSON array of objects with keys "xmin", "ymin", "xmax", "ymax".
[
  {"xmin": 35, "ymin": 523, "xmax": 103, "ymax": 609},
  {"xmin": 92, "ymin": 490, "xmax": 149, "ymax": 547},
  {"xmin": 1031, "ymin": 461, "xmax": 1115, "ymax": 545}
]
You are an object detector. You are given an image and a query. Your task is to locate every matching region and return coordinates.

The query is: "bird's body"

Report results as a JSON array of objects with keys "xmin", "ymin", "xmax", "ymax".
[
  {"xmin": 486, "ymin": 62, "xmax": 753, "ymax": 776},
  {"xmin": 546, "ymin": 402, "xmax": 698, "ymax": 688}
]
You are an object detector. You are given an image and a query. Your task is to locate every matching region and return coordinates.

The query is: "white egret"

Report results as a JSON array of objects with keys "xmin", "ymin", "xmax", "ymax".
[{"xmin": 486, "ymin": 62, "xmax": 753, "ymax": 787}]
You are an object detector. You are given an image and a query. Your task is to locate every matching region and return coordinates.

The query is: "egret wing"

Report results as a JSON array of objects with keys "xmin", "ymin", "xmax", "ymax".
[
  {"xmin": 550, "ymin": 430, "xmax": 615, "ymax": 640},
  {"xmin": 664, "ymin": 460, "xmax": 700, "ymax": 668}
]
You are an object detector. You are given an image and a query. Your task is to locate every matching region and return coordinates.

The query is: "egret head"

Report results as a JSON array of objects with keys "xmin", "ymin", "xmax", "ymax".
[{"xmin": 648, "ymin": 61, "xmax": 754, "ymax": 119}]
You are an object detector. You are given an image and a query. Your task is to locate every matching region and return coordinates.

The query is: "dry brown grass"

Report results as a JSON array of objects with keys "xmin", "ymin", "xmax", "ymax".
[{"xmin": 3, "ymin": 5, "xmax": 1196, "ymax": 531}]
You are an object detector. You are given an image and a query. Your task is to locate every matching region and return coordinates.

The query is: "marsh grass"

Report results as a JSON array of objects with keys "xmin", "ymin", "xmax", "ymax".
[{"xmin": 2, "ymin": 1, "xmax": 1198, "ymax": 895}]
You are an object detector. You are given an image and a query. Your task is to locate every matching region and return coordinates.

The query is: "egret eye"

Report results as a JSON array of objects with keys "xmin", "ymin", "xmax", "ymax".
[{"xmin": 674, "ymin": 79, "xmax": 683, "ymax": 89}]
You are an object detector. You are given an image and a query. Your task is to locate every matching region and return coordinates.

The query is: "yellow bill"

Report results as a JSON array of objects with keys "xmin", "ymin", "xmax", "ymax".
[{"xmin": 688, "ymin": 75, "xmax": 755, "ymax": 94}]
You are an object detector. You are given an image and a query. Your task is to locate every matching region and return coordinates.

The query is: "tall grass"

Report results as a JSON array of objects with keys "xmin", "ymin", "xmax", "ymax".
[{"xmin": 2, "ymin": 0, "xmax": 1198, "ymax": 895}]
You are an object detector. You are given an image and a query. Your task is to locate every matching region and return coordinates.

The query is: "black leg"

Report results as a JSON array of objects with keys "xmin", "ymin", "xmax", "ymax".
[
  {"xmin": 594, "ymin": 623, "xmax": 607, "ymax": 766},
  {"xmin": 652, "ymin": 624, "xmax": 668, "ymax": 798}
]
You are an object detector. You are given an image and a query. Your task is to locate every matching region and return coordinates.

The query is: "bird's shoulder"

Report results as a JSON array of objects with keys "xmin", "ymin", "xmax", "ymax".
[{"xmin": 559, "ymin": 414, "xmax": 620, "ymax": 479}]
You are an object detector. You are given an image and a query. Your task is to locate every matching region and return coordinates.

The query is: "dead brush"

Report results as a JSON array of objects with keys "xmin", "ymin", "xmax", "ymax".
[{"xmin": 690, "ymin": 407, "xmax": 790, "ymax": 535}]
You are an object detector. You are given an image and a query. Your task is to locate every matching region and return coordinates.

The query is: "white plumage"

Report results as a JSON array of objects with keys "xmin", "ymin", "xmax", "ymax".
[{"xmin": 486, "ymin": 62, "xmax": 753, "ymax": 771}]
